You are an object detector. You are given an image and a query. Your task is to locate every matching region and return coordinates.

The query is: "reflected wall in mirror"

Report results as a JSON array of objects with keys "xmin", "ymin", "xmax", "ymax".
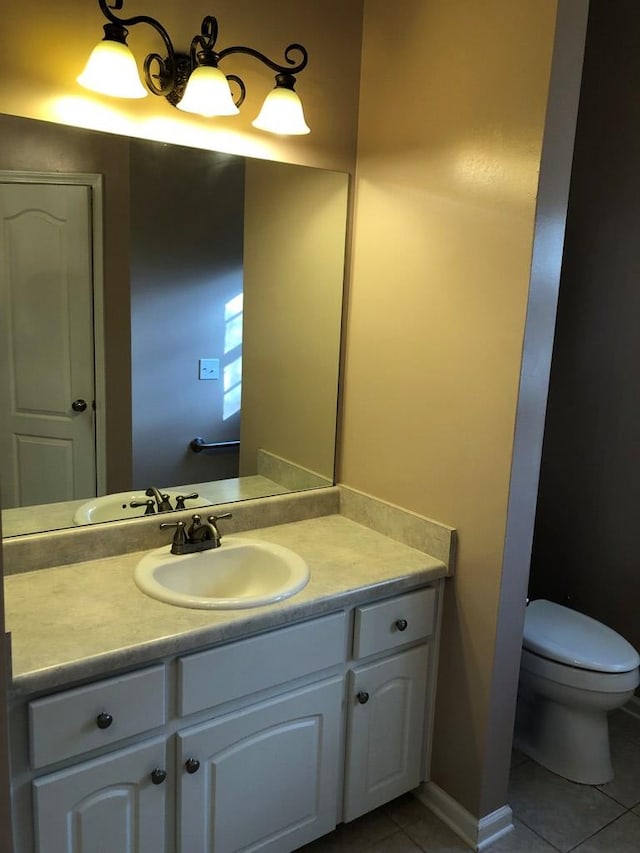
[{"xmin": 0, "ymin": 114, "xmax": 348, "ymax": 537}]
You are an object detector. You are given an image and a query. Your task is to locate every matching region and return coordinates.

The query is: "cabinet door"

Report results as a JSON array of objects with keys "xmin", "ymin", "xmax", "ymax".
[
  {"xmin": 33, "ymin": 737, "xmax": 167, "ymax": 853},
  {"xmin": 344, "ymin": 645, "xmax": 428, "ymax": 822},
  {"xmin": 177, "ymin": 677, "xmax": 343, "ymax": 853}
]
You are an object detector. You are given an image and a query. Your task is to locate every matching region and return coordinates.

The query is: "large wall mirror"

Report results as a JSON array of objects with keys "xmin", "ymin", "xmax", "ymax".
[{"xmin": 0, "ymin": 114, "xmax": 348, "ymax": 537}]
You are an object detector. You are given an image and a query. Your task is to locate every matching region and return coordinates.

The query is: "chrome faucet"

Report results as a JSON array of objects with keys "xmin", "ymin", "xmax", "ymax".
[{"xmin": 161, "ymin": 513, "xmax": 232, "ymax": 555}]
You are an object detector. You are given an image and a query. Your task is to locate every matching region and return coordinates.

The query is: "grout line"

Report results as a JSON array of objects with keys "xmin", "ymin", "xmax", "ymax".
[
  {"xmin": 510, "ymin": 710, "xmax": 640, "ymax": 853},
  {"xmin": 512, "ymin": 812, "xmax": 565, "ymax": 852},
  {"xmin": 512, "ymin": 796, "xmax": 635, "ymax": 852},
  {"xmin": 595, "ymin": 786, "xmax": 634, "ymax": 808},
  {"xmin": 564, "ymin": 810, "xmax": 629, "ymax": 852}
]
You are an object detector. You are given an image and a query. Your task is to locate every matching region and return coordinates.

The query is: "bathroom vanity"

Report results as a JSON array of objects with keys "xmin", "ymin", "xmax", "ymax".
[{"xmin": 4, "ymin": 492, "xmax": 454, "ymax": 853}]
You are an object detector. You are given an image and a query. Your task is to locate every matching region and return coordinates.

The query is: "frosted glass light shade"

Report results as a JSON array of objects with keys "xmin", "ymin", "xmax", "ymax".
[
  {"xmin": 177, "ymin": 65, "xmax": 239, "ymax": 117},
  {"xmin": 252, "ymin": 86, "xmax": 310, "ymax": 135},
  {"xmin": 77, "ymin": 39, "xmax": 147, "ymax": 99}
]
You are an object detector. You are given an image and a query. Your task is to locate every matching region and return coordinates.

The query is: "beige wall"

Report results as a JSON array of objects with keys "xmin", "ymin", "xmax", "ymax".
[
  {"xmin": 341, "ymin": 0, "xmax": 558, "ymax": 816},
  {"xmin": 0, "ymin": 0, "xmax": 591, "ymax": 834},
  {"xmin": 479, "ymin": 1, "xmax": 588, "ymax": 813},
  {"xmin": 241, "ymin": 160, "xmax": 347, "ymax": 479},
  {"xmin": 0, "ymin": 0, "xmax": 363, "ymax": 173}
]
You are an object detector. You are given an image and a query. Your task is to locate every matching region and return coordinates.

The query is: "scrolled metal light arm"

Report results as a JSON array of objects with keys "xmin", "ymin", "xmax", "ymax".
[{"xmin": 93, "ymin": 0, "xmax": 308, "ymax": 109}]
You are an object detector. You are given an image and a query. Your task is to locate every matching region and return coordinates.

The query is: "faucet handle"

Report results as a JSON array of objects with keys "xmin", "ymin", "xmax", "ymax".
[
  {"xmin": 206, "ymin": 512, "xmax": 232, "ymax": 541},
  {"xmin": 160, "ymin": 519, "xmax": 187, "ymax": 548},
  {"xmin": 130, "ymin": 499, "xmax": 156, "ymax": 515},
  {"xmin": 175, "ymin": 492, "xmax": 199, "ymax": 510}
]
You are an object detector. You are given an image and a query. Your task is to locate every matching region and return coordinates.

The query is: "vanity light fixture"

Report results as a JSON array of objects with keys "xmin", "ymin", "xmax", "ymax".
[{"xmin": 77, "ymin": 0, "xmax": 311, "ymax": 135}]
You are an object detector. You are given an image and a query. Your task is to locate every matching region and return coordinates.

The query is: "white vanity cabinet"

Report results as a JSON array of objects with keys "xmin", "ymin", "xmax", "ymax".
[
  {"xmin": 177, "ymin": 678, "xmax": 343, "ymax": 853},
  {"xmin": 174, "ymin": 612, "xmax": 348, "ymax": 853},
  {"xmin": 344, "ymin": 645, "xmax": 429, "ymax": 821},
  {"xmin": 25, "ymin": 666, "xmax": 168, "ymax": 853},
  {"xmin": 32, "ymin": 738, "xmax": 168, "ymax": 853},
  {"xmin": 16, "ymin": 582, "xmax": 442, "ymax": 853},
  {"xmin": 344, "ymin": 587, "xmax": 436, "ymax": 821}
]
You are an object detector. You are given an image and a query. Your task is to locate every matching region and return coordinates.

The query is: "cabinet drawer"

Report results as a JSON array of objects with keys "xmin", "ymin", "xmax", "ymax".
[
  {"xmin": 353, "ymin": 587, "xmax": 436, "ymax": 659},
  {"xmin": 29, "ymin": 665, "xmax": 166, "ymax": 769},
  {"xmin": 178, "ymin": 612, "xmax": 347, "ymax": 716}
]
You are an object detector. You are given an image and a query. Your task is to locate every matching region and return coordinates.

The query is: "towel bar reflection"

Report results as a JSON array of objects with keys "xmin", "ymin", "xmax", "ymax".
[{"xmin": 190, "ymin": 437, "xmax": 241, "ymax": 454}]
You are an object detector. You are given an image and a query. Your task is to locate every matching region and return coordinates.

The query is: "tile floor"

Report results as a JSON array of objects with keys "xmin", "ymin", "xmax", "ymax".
[{"xmin": 298, "ymin": 707, "xmax": 640, "ymax": 852}]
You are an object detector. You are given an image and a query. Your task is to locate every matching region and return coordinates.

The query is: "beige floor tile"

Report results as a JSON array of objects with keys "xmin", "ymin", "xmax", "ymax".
[
  {"xmin": 383, "ymin": 793, "xmax": 434, "ymax": 828},
  {"xmin": 487, "ymin": 819, "xmax": 558, "ymax": 852},
  {"xmin": 366, "ymin": 831, "xmax": 423, "ymax": 852},
  {"xmin": 509, "ymin": 759, "xmax": 625, "ymax": 852},
  {"xmin": 299, "ymin": 810, "xmax": 398, "ymax": 852},
  {"xmin": 403, "ymin": 810, "xmax": 472, "ymax": 851},
  {"xmin": 596, "ymin": 724, "xmax": 640, "ymax": 807},
  {"xmin": 609, "ymin": 708, "xmax": 640, "ymax": 746},
  {"xmin": 570, "ymin": 811, "xmax": 640, "ymax": 852}
]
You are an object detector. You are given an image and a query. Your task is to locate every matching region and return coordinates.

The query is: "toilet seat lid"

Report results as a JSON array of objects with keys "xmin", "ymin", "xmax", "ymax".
[{"xmin": 523, "ymin": 600, "xmax": 640, "ymax": 673}]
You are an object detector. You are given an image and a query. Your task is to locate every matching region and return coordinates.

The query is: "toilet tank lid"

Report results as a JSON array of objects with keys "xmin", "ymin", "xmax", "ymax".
[{"xmin": 523, "ymin": 600, "xmax": 640, "ymax": 673}]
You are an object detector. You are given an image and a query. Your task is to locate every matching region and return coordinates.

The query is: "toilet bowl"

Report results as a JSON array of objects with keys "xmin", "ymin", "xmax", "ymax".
[{"xmin": 514, "ymin": 599, "xmax": 640, "ymax": 785}]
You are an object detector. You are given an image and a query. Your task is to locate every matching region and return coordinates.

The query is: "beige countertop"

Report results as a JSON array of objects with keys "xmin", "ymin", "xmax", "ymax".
[{"xmin": 4, "ymin": 514, "xmax": 447, "ymax": 700}]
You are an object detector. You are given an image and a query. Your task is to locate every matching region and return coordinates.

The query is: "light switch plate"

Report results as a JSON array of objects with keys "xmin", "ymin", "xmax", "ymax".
[{"xmin": 198, "ymin": 358, "xmax": 220, "ymax": 380}]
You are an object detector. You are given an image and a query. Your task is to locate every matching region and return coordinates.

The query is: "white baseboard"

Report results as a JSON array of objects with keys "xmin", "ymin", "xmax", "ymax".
[{"xmin": 415, "ymin": 782, "xmax": 514, "ymax": 851}]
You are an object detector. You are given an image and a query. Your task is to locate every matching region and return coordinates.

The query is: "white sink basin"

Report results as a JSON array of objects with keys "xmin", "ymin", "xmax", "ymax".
[
  {"xmin": 134, "ymin": 537, "xmax": 310, "ymax": 610},
  {"xmin": 73, "ymin": 490, "xmax": 210, "ymax": 525}
]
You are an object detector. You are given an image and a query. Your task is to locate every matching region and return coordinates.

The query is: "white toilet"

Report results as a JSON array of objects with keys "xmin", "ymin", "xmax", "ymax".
[{"xmin": 515, "ymin": 599, "xmax": 640, "ymax": 785}]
